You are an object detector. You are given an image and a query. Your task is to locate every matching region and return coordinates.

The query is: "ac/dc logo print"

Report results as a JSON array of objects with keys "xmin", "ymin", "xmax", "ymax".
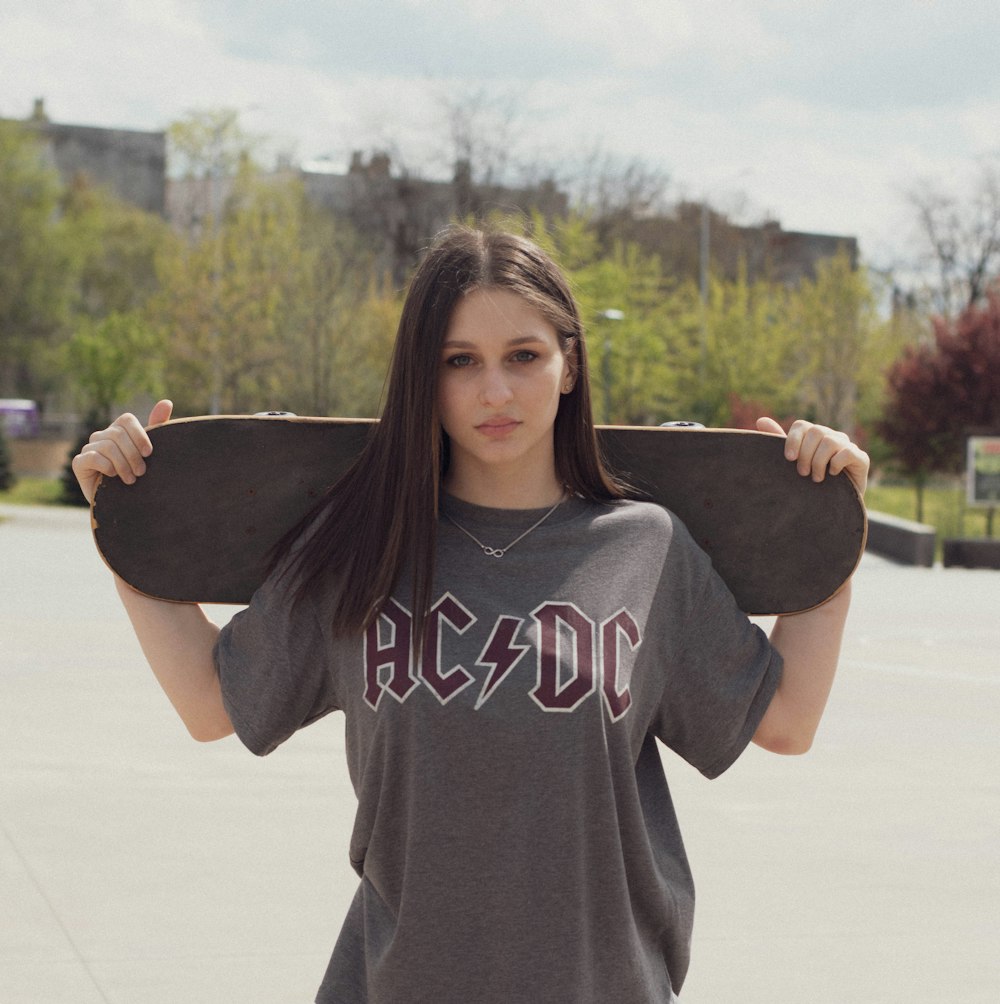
[{"xmin": 364, "ymin": 592, "xmax": 641, "ymax": 722}]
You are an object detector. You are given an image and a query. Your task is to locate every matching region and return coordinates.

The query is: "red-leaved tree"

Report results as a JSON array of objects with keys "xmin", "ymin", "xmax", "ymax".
[{"xmin": 879, "ymin": 292, "xmax": 1000, "ymax": 519}]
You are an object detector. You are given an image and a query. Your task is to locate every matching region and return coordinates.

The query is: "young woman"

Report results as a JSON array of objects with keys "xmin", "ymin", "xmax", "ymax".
[{"xmin": 73, "ymin": 226, "xmax": 869, "ymax": 1003}]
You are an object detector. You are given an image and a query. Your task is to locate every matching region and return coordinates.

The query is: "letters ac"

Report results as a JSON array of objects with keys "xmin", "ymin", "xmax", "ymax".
[{"xmin": 364, "ymin": 591, "xmax": 641, "ymax": 721}]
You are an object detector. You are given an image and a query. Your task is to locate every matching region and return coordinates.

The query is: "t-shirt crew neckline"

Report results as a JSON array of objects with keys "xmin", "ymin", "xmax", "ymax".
[{"xmin": 439, "ymin": 491, "xmax": 596, "ymax": 532}]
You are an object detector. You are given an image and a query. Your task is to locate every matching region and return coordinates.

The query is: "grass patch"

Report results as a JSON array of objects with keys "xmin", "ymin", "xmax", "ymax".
[
  {"xmin": 0, "ymin": 477, "xmax": 64, "ymax": 506},
  {"xmin": 867, "ymin": 481, "xmax": 997, "ymax": 540}
]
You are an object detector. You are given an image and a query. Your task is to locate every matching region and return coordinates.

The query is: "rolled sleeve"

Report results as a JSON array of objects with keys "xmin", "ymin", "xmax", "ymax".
[
  {"xmin": 650, "ymin": 517, "xmax": 783, "ymax": 779},
  {"xmin": 214, "ymin": 574, "xmax": 340, "ymax": 756}
]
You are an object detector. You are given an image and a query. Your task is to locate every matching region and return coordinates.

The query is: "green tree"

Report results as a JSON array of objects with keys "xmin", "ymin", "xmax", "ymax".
[
  {"xmin": 278, "ymin": 207, "xmax": 386, "ymax": 416},
  {"xmin": 664, "ymin": 265, "xmax": 799, "ymax": 428},
  {"xmin": 152, "ymin": 166, "xmax": 302, "ymax": 414},
  {"xmin": 0, "ymin": 120, "xmax": 73, "ymax": 397},
  {"xmin": 169, "ymin": 108, "xmax": 259, "ymax": 178},
  {"xmin": 153, "ymin": 163, "xmax": 392, "ymax": 417},
  {"xmin": 60, "ymin": 434, "xmax": 90, "ymax": 507},
  {"xmin": 60, "ymin": 177, "xmax": 176, "ymax": 321},
  {"xmin": 168, "ymin": 108, "xmax": 260, "ymax": 233},
  {"xmin": 2, "ymin": 121, "xmax": 176, "ymax": 406},
  {"xmin": 64, "ymin": 311, "xmax": 163, "ymax": 426},
  {"xmin": 324, "ymin": 275, "xmax": 404, "ymax": 417},
  {"xmin": 0, "ymin": 425, "xmax": 15, "ymax": 492},
  {"xmin": 788, "ymin": 249, "xmax": 893, "ymax": 434},
  {"xmin": 572, "ymin": 241, "xmax": 675, "ymax": 424}
]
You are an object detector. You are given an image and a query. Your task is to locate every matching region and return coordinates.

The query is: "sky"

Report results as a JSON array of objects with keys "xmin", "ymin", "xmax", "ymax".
[{"xmin": 3, "ymin": 0, "xmax": 999, "ymax": 273}]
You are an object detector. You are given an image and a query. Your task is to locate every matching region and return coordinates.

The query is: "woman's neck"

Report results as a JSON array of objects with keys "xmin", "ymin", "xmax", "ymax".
[{"xmin": 443, "ymin": 466, "xmax": 565, "ymax": 510}]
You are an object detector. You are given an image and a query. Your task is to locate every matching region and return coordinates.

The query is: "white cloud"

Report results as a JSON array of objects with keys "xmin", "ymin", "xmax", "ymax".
[
  {"xmin": 3, "ymin": 0, "xmax": 998, "ymax": 267},
  {"xmin": 402, "ymin": 0, "xmax": 783, "ymax": 72},
  {"xmin": 521, "ymin": 1, "xmax": 697, "ymax": 70},
  {"xmin": 955, "ymin": 101, "xmax": 1000, "ymax": 159}
]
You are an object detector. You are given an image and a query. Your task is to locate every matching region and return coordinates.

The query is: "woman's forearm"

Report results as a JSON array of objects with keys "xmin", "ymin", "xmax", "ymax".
[
  {"xmin": 114, "ymin": 575, "xmax": 233, "ymax": 741},
  {"xmin": 754, "ymin": 581, "xmax": 851, "ymax": 754}
]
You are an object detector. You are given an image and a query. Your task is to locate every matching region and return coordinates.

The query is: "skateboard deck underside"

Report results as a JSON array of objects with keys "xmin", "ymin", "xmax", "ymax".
[{"xmin": 91, "ymin": 417, "xmax": 867, "ymax": 614}]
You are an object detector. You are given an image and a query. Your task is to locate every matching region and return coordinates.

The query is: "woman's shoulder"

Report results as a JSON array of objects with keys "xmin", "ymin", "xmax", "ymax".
[{"xmin": 583, "ymin": 497, "xmax": 683, "ymax": 538}]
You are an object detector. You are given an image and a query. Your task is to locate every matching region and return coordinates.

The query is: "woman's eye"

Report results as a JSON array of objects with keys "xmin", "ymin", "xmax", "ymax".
[
  {"xmin": 446, "ymin": 354, "xmax": 474, "ymax": 368},
  {"xmin": 512, "ymin": 350, "xmax": 537, "ymax": 363}
]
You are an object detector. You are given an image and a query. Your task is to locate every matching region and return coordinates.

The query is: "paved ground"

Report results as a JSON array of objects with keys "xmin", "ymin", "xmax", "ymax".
[{"xmin": 1, "ymin": 502, "xmax": 998, "ymax": 1003}]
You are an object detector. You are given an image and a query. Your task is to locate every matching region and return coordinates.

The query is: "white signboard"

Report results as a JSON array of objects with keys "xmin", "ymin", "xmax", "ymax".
[{"xmin": 967, "ymin": 436, "xmax": 1000, "ymax": 507}]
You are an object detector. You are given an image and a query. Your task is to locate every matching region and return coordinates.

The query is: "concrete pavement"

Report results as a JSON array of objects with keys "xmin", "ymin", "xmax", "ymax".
[{"xmin": 1, "ymin": 503, "xmax": 998, "ymax": 1003}]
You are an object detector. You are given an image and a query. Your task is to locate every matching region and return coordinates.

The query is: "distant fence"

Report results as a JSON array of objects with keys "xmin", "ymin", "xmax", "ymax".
[
  {"xmin": 2, "ymin": 406, "xmax": 80, "ymax": 480},
  {"xmin": 9, "ymin": 438, "xmax": 75, "ymax": 479}
]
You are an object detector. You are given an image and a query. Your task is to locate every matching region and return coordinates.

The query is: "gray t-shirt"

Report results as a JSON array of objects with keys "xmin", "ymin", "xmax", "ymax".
[{"xmin": 215, "ymin": 496, "xmax": 782, "ymax": 1003}]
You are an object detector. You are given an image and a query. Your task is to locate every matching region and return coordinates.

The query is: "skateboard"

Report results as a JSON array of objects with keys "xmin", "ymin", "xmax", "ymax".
[{"xmin": 90, "ymin": 415, "xmax": 867, "ymax": 615}]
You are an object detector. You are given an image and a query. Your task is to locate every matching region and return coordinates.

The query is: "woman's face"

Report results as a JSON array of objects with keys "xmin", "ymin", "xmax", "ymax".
[{"xmin": 437, "ymin": 287, "xmax": 573, "ymax": 500}]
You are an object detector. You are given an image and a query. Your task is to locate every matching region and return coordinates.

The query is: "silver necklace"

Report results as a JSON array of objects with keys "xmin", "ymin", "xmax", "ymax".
[{"xmin": 442, "ymin": 495, "xmax": 566, "ymax": 558}]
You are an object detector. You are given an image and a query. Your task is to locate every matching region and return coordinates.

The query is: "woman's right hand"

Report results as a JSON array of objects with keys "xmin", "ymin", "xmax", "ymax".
[{"xmin": 71, "ymin": 399, "xmax": 174, "ymax": 505}]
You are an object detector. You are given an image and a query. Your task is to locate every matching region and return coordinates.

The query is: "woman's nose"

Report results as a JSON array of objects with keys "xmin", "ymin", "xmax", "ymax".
[{"xmin": 479, "ymin": 366, "xmax": 514, "ymax": 406}]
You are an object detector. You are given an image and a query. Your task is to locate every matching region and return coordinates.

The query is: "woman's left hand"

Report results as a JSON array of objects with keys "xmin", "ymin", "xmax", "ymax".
[{"xmin": 756, "ymin": 417, "xmax": 870, "ymax": 497}]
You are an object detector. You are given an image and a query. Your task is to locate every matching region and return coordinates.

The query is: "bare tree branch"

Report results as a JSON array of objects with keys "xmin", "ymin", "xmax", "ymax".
[{"xmin": 906, "ymin": 157, "xmax": 1000, "ymax": 317}]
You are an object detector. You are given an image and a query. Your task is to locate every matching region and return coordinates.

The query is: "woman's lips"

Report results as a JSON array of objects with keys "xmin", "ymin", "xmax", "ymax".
[{"xmin": 476, "ymin": 418, "xmax": 520, "ymax": 438}]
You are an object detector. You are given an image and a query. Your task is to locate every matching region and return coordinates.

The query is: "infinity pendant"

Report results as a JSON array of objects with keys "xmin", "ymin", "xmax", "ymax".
[{"xmin": 444, "ymin": 494, "xmax": 565, "ymax": 560}]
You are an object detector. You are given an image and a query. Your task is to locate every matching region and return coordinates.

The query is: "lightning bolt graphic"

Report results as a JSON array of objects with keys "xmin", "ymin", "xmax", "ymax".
[{"xmin": 475, "ymin": 616, "xmax": 529, "ymax": 710}]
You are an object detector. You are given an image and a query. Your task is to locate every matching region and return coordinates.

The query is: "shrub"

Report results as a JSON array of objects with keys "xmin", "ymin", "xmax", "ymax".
[
  {"xmin": 60, "ymin": 434, "xmax": 90, "ymax": 506},
  {"xmin": 0, "ymin": 427, "xmax": 16, "ymax": 492}
]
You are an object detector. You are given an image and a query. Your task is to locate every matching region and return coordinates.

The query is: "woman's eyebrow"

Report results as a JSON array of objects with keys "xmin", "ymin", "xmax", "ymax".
[{"xmin": 442, "ymin": 334, "xmax": 547, "ymax": 349}]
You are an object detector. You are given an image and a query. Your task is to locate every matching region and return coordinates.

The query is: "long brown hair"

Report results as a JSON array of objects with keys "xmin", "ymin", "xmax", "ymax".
[{"xmin": 274, "ymin": 225, "xmax": 627, "ymax": 642}]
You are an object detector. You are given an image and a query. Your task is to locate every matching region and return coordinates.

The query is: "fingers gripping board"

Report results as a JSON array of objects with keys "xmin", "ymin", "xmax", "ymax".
[{"xmin": 598, "ymin": 426, "xmax": 866, "ymax": 614}]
